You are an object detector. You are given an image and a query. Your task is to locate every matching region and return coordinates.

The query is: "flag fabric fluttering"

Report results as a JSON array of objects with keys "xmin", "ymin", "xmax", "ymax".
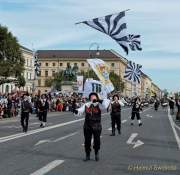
[
  {"xmin": 127, "ymin": 34, "xmax": 142, "ymax": 51},
  {"xmin": 34, "ymin": 54, "xmax": 41, "ymax": 76},
  {"xmin": 81, "ymin": 11, "xmax": 129, "ymax": 54},
  {"xmin": 124, "ymin": 61, "xmax": 142, "ymax": 84},
  {"xmin": 77, "ymin": 11, "xmax": 142, "ymax": 55}
]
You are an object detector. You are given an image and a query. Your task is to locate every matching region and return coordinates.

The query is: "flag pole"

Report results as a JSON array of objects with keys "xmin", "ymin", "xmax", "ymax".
[{"xmin": 75, "ymin": 9, "xmax": 130, "ymax": 25}]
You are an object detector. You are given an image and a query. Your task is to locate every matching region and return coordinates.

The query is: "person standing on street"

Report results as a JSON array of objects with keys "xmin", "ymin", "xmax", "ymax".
[
  {"xmin": 21, "ymin": 93, "xmax": 32, "ymax": 133},
  {"xmin": 154, "ymin": 98, "xmax": 160, "ymax": 111},
  {"xmin": 108, "ymin": 94, "xmax": 125, "ymax": 136},
  {"xmin": 37, "ymin": 94, "xmax": 49, "ymax": 128},
  {"xmin": 176, "ymin": 98, "xmax": 180, "ymax": 120},
  {"xmin": 168, "ymin": 97, "xmax": 175, "ymax": 115},
  {"xmin": 131, "ymin": 97, "xmax": 143, "ymax": 126},
  {"xmin": 74, "ymin": 92, "xmax": 110, "ymax": 162}
]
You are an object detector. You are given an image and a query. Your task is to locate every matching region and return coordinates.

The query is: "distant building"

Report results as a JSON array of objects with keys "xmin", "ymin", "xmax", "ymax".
[
  {"xmin": 35, "ymin": 49, "xmax": 161, "ymax": 97},
  {"xmin": 36, "ymin": 49, "xmax": 132, "ymax": 95}
]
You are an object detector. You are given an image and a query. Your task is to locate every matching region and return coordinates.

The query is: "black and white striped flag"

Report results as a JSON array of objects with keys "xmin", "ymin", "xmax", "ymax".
[
  {"xmin": 34, "ymin": 54, "xmax": 41, "ymax": 76},
  {"xmin": 80, "ymin": 11, "xmax": 129, "ymax": 54},
  {"xmin": 124, "ymin": 61, "xmax": 142, "ymax": 84},
  {"xmin": 127, "ymin": 34, "xmax": 142, "ymax": 51}
]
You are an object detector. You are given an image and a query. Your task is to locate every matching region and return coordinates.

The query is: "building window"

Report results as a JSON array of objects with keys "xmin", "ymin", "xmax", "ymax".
[
  {"xmin": 111, "ymin": 63, "xmax": 115, "ymax": 67},
  {"xmin": 52, "ymin": 70, "xmax": 56, "ymax": 76},
  {"xmin": 30, "ymin": 73, "xmax": 32, "ymax": 80},
  {"xmin": 81, "ymin": 63, "xmax": 85, "ymax": 67},
  {"xmin": 60, "ymin": 63, "xmax": 63, "ymax": 66},
  {"xmin": 74, "ymin": 63, "xmax": 77, "ymax": 66},
  {"xmin": 39, "ymin": 71, "xmax": 41, "ymax": 76},
  {"xmin": 26, "ymin": 72, "xmax": 28, "ymax": 79},
  {"xmin": 38, "ymin": 80, "xmax": 41, "ymax": 86},
  {"xmin": 46, "ymin": 63, "xmax": 48, "ymax": 67},
  {"xmin": 67, "ymin": 62, "xmax": 70, "ymax": 66},
  {"xmin": 45, "ymin": 70, "xmax": 48, "ymax": 77},
  {"xmin": 52, "ymin": 62, "xmax": 56, "ymax": 67}
]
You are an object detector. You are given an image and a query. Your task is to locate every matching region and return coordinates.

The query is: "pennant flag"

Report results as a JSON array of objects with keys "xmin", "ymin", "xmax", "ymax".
[
  {"xmin": 87, "ymin": 58, "xmax": 114, "ymax": 93},
  {"xmin": 127, "ymin": 34, "xmax": 142, "ymax": 51},
  {"xmin": 81, "ymin": 11, "xmax": 129, "ymax": 54},
  {"xmin": 124, "ymin": 61, "xmax": 142, "ymax": 84},
  {"xmin": 34, "ymin": 53, "xmax": 41, "ymax": 76}
]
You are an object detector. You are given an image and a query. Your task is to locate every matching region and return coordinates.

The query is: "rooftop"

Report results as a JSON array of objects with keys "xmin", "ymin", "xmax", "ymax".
[{"xmin": 36, "ymin": 49, "xmax": 124, "ymax": 61}]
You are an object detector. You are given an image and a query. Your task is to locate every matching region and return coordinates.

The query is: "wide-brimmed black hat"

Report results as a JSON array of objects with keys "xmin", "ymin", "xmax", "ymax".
[
  {"xmin": 112, "ymin": 94, "xmax": 119, "ymax": 100},
  {"xmin": 89, "ymin": 92, "xmax": 99, "ymax": 100}
]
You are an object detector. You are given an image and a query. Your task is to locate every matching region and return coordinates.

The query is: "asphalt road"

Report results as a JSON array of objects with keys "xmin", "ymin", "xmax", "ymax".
[{"xmin": 0, "ymin": 106, "xmax": 180, "ymax": 175}]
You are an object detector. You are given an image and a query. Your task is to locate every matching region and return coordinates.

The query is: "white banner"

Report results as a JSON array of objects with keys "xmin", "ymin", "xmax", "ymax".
[
  {"xmin": 76, "ymin": 75, "xmax": 84, "ymax": 92},
  {"xmin": 87, "ymin": 58, "xmax": 114, "ymax": 94},
  {"xmin": 83, "ymin": 79, "xmax": 107, "ymax": 99}
]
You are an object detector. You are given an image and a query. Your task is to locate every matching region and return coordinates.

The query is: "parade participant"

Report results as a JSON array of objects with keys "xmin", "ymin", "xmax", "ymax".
[
  {"xmin": 176, "ymin": 98, "xmax": 180, "ymax": 120},
  {"xmin": 131, "ymin": 97, "xmax": 143, "ymax": 126},
  {"xmin": 37, "ymin": 94, "xmax": 49, "ymax": 128},
  {"xmin": 154, "ymin": 98, "xmax": 160, "ymax": 111},
  {"xmin": 108, "ymin": 94, "xmax": 125, "ymax": 136},
  {"xmin": 74, "ymin": 92, "xmax": 110, "ymax": 162},
  {"xmin": 21, "ymin": 93, "xmax": 32, "ymax": 133},
  {"xmin": 168, "ymin": 97, "xmax": 175, "ymax": 115}
]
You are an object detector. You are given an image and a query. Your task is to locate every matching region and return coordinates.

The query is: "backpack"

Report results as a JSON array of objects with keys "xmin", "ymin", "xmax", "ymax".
[{"xmin": 22, "ymin": 100, "xmax": 31, "ymax": 112}]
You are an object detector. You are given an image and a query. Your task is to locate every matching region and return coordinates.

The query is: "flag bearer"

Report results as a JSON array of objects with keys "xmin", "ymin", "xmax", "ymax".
[
  {"xmin": 131, "ymin": 97, "xmax": 143, "ymax": 126},
  {"xmin": 74, "ymin": 92, "xmax": 110, "ymax": 162},
  {"xmin": 108, "ymin": 94, "xmax": 125, "ymax": 136}
]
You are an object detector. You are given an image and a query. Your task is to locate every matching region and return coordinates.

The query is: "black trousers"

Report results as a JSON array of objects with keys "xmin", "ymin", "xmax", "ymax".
[
  {"xmin": 131, "ymin": 111, "xmax": 141, "ymax": 120},
  {"xmin": 111, "ymin": 113, "xmax": 121, "ymax": 132},
  {"xmin": 39, "ymin": 111, "xmax": 47, "ymax": 122},
  {"xmin": 83, "ymin": 125, "xmax": 102, "ymax": 154},
  {"xmin": 21, "ymin": 112, "xmax": 29, "ymax": 131}
]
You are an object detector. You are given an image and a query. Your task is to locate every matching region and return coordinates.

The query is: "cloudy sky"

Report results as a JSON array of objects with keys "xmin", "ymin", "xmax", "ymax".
[{"xmin": 0, "ymin": 0, "xmax": 180, "ymax": 92}]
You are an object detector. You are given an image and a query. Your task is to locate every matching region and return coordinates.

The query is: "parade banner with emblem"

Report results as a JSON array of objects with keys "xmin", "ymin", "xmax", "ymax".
[
  {"xmin": 87, "ymin": 58, "xmax": 114, "ymax": 94},
  {"xmin": 76, "ymin": 75, "xmax": 84, "ymax": 92},
  {"xmin": 83, "ymin": 79, "xmax": 107, "ymax": 99}
]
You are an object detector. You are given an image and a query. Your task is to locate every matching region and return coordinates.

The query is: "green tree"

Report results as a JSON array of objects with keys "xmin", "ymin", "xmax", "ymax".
[
  {"xmin": 0, "ymin": 25, "xmax": 24, "ymax": 84},
  {"xmin": 16, "ymin": 75, "xmax": 26, "ymax": 89},
  {"xmin": 45, "ymin": 78, "xmax": 53, "ymax": 87},
  {"xmin": 109, "ymin": 72, "xmax": 125, "ymax": 92},
  {"xmin": 80, "ymin": 69, "xmax": 98, "ymax": 80}
]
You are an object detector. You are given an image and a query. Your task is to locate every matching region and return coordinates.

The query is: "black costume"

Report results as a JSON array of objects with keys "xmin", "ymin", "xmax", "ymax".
[
  {"xmin": 131, "ymin": 98, "xmax": 142, "ymax": 126},
  {"xmin": 21, "ymin": 97, "xmax": 32, "ymax": 132},
  {"xmin": 110, "ymin": 95, "xmax": 124, "ymax": 136},
  {"xmin": 75, "ymin": 92, "xmax": 110, "ymax": 161},
  {"xmin": 37, "ymin": 97, "xmax": 49, "ymax": 127}
]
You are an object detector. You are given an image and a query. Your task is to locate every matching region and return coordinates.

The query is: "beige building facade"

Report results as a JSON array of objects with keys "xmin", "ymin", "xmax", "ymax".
[{"xmin": 36, "ymin": 49, "xmax": 161, "ymax": 97}]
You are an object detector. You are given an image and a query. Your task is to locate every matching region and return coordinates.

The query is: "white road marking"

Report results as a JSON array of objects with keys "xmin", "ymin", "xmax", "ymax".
[
  {"xmin": 126, "ymin": 133, "xmax": 144, "ymax": 149},
  {"xmin": 0, "ymin": 118, "xmax": 84, "ymax": 143},
  {"xmin": 35, "ymin": 132, "xmax": 78, "ymax": 146},
  {"xmin": 0, "ymin": 122, "xmax": 45, "ymax": 129},
  {"xmin": 174, "ymin": 123, "xmax": 180, "ymax": 131},
  {"xmin": 30, "ymin": 160, "xmax": 64, "ymax": 175},
  {"xmin": 145, "ymin": 114, "xmax": 153, "ymax": 118},
  {"xmin": 127, "ymin": 133, "xmax": 138, "ymax": 144},
  {"xmin": 122, "ymin": 119, "xmax": 127, "ymax": 123},
  {"xmin": 168, "ymin": 108, "xmax": 180, "ymax": 150}
]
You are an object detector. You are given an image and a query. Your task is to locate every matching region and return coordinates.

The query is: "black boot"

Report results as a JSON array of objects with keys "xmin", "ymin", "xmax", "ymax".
[
  {"xmin": 110, "ymin": 129, "xmax": 115, "ymax": 136},
  {"xmin": 95, "ymin": 151, "xmax": 99, "ymax": 161},
  {"xmin": 83, "ymin": 153, "xmax": 90, "ymax": 161},
  {"xmin": 118, "ymin": 130, "xmax": 121, "ymax": 135}
]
